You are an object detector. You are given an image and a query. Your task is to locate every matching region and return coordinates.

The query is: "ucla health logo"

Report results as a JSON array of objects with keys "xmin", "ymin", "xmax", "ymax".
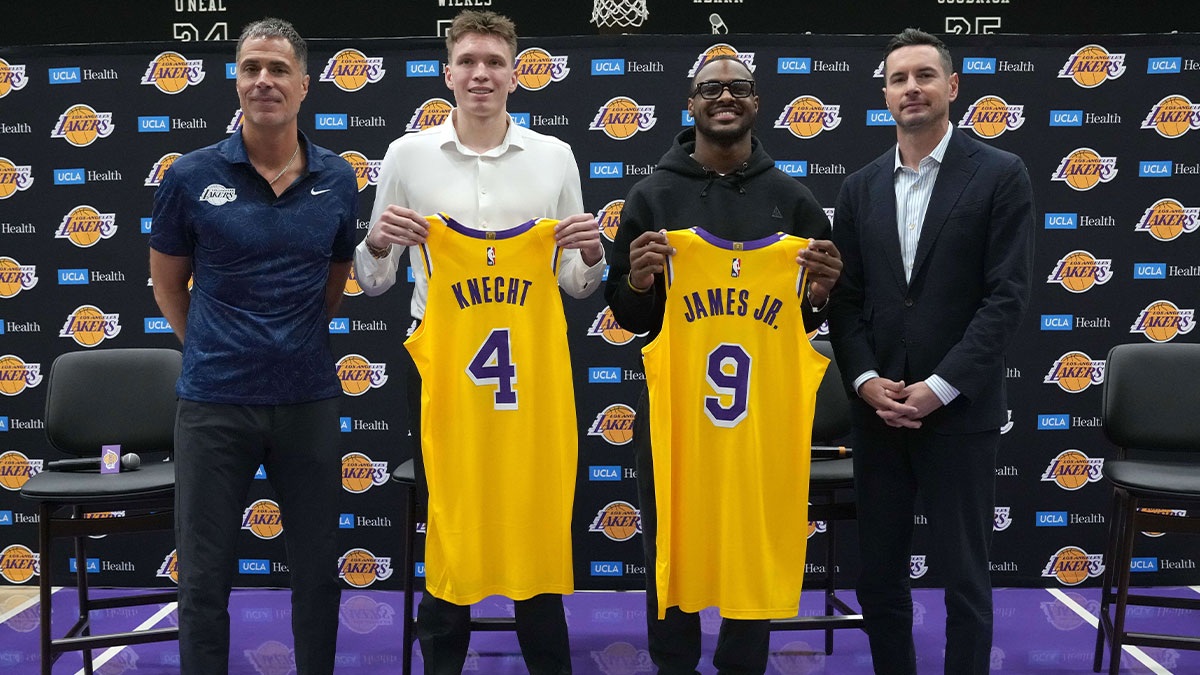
[
  {"xmin": 406, "ymin": 98, "xmax": 453, "ymax": 133},
  {"xmin": 686, "ymin": 44, "xmax": 756, "ymax": 78},
  {"xmin": 0, "ymin": 59, "xmax": 28, "ymax": 98},
  {"xmin": 590, "ymin": 97, "xmax": 656, "ymax": 140},
  {"xmin": 336, "ymin": 354, "xmax": 388, "ymax": 396},
  {"xmin": 320, "ymin": 49, "xmax": 386, "ymax": 92},
  {"xmin": 0, "ymin": 356, "xmax": 42, "ymax": 397},
  {"xmin": 59, "ymin": 304, "xmax": 122, "ymax": 348},
  {"xmin": 51, "ymin": 104, "xmax": 114, "ymax": 147},
  {"xmin": 56, "ymin": 205, "xmax": 117, "ymax": 248},
  {"xmin": 774, "ymin": 96, "xmax": 841, "ymax": 139},
  {"xmin": 515, "ymin": 48, "xmax": 569, "ymax": 90},
  {"xmin": 1046, "ymin": 250, "xmax": 1112, "ymax": 293},
  {"xmin": 1136, "ymin": 198, "xmax": 1199, "ymax": 241},
  {"xmin": 339, "ymin": 151, "xmax": 382, "ymax": 193},
  {"xmin": 1051, "ymin": 148, "xmax": 1117, "ymax": 191},
  {"xmin": 145, "ymin": 153, "xmax": 182, "ymax": 187},
  {"xmin": 1130, "ymin": 300, "xmax": 1194, "ymax": 343},
  {"xmin": 1041, "ymin": 450, "xmax": 1104, "ymax": 490},
  {"xmin": 1057, "ymin": 45, "xmax": 1125, "ymax": 88},
  {"xmin": 958, "ymin": 95, "xmax": 1024, "ymax": 138},
  {"xmin": 1140, "ymin": 94, "xmax": 1200, "ymax": 138},
  {"xmin": 0, "ymin": 157, "xmax": 34, "ymax": 199},
  {"xmin": 0, "ymin": 257, "xmax": 38, "ymax": 298},
  {"xmin": 140, "ymin": 51, "xmax": 206, "ymax": 94},
  {"xmin": 1042, "ymin": 546, "xmax": 1104, "ymax": 586},
  {"xmin": 1043, "ymin": 352, "xmax": 1105, "ymax": 394}
]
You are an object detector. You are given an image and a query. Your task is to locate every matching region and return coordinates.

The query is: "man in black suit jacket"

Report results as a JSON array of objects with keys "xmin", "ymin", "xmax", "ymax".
[{"xmin": 827, "ymin": 28, "xmax": 1035, "ymax": 675}]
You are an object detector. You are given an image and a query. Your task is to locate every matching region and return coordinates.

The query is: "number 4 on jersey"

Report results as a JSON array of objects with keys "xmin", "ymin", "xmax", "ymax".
[{"xmin": 467, "ymin": 328, "xmax": 518, "ymax": 410}]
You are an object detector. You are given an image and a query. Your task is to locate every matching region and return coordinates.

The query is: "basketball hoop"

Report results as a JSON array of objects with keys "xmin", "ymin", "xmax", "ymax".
[{"xmin": 591, "ymin": 0, "xmax": 649, "ymax": 32}]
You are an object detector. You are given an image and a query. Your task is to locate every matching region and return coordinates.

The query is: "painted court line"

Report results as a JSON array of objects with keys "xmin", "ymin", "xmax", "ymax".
[
  {"xmin": 1045, "ymin": 588, "xmax": 1171, "ymax": 674},
  {"xmin": 0, "ymin": 587, "xmax": 57, "ymax": 624},
  {"xmin": 73, "ymin": 601, "xmax": 178, "ymax": 675}
]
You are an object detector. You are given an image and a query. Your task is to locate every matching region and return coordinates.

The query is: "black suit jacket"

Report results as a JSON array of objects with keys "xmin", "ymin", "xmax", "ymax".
[{"xmin": 828, "ymin": 128, "xmax": 1035, "ymax": 434}]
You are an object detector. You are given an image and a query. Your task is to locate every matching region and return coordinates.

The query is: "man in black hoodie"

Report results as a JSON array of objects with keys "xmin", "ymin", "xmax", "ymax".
[{"xmin": 605, "ymin": 54, "xmax": 842, "ymax": 674}]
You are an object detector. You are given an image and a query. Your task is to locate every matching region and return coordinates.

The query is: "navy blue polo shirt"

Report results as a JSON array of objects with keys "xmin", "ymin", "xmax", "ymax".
[{"xmin": 150, "ymin": 130, "xmax": 358, "ymax": 404}]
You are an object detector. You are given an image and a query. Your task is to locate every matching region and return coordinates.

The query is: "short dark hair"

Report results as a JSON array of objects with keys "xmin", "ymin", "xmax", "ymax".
[
  {"xmin": 446, "ymin": 10, "xmax": 519, "ymax": 62},
  {"xmin": 884, "ymin": 27, "xmax": 953, "ymax": 77},
  {"xmin": 691, "ymin": 53, "xmax": 755, "ymax": 93},
  {"xmin": 237, "ymin": 17, "xmax": 307, "ymax": 72}
]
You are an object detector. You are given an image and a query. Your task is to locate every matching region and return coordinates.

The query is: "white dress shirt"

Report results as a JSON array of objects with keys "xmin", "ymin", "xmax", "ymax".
[
  {"xmin": 854, "ymin": 122, "xmax": 960, "ymax": 406},
  {"xmin": 354, "ymin": 117, "xmax": 605, "ymax": 319}
]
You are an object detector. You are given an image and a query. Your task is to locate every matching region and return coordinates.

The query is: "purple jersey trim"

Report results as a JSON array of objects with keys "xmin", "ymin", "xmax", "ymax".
[
  {"xmin": 439, "ymin": 213, "xmax": 537, "ymax": 240},
  {"xmin": 691, "ymin": 227, "xmax": 785, "ymax": 251}
]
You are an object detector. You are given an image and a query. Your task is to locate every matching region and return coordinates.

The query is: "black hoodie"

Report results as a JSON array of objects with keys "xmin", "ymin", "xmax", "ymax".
[{"xmin": 605, "ymin": 128, "xmax": 831, "ymax": 340}]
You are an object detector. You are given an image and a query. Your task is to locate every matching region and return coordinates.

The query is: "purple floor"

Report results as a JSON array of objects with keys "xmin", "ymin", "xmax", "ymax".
[{"xmin": 2, "ymin": 586, "xmax": 1198, "ymax": 673}]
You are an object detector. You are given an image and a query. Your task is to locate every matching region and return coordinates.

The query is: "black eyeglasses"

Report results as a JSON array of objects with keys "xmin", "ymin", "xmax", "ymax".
[{"xmin": 691, "ymin": 79, "xmax": 755, "ymax": 100}]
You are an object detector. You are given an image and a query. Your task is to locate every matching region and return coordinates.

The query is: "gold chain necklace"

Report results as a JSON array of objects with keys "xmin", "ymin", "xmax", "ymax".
[{"xmin": 267, "ymin": 143, "xmax": 300, "ymax": 186}]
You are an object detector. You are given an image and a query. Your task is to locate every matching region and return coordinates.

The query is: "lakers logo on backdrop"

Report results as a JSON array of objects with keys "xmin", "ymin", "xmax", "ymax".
[
  {"xmin": 994, "ymin": 507, "xmax": 1012, "ymax": 532},
  {"xmin": 588, "ymin": 307, "xmax": 642, "ymax": 345},
  {"xmin": 958, "ymin": 96, "xmax": 1024, "ymax": 138},
  {"xmin": 1141, "ymin": 94, "xmax": 1200, "ymax": 138},
  {"xmin": 909, "ymin": 555, "xmax": 928, "ymax": 579},
  {"xmin": 406, "ymin": 98, "xmax": 453, "ymax": 133},
  {"xmin": 145, "ymin": 153, "xmax": 182, "ymax": 187},
  {"xmin": 591, "ymin": 643, "xmax": 654, "ymax": 674},
  {"xmin": 320, "ymin": 49, "xmax": 386, "ymax": 92},
  {"xmin": 588, "ymin": 404, "xmax": 636, "ymax": 445},
  {"xmin": 1041, "ymin": 546, "xmax": 1104, "ymax": 586},
  {"xmin": 515, "ymin": 48, "xmax": 569, "ymax": 90},
  {"xmin": 1130, "ymin": 300, "xmax": 1194, "ymax": 343},
  {"xmin": 590, "ymin": 97, "xmax": 656, "ymax": 140},
  {"xmin": 343, "ymin": 265, "xmax": 364, "ymax": 296},
  {"xmin": 156, "ymin": 550, "xmax": 180, "ymax": 583},
  {"xmin": 598, "ymin": 200, "xmax": 624, "ymax": 242},
  {"xmin": 226, "ymin": 109, "xmax": 244, "ymax": 134},
  {"xmin": 59, "ymin": 304, "xmax": 122, "ymax": 348},
  {"xmin": 339, "ymin": 595, "xmax": 396, "ymax": 634},
  {"xmin": 341, "ymin": 452, "xmax": 389, "ymax": 494},
  {"xmin": 0, "ymin": 257, "xmax": 38, "ymax": 298},
  {"xmin": 140, "ymin": 51, "xmax": 205, "ymax": 94},
  {"xmin": 0, "ymin": 59, "xmax": 29, "ymax": 98},
  {"xmin": 51, "ymin": 104, "xmax": 114, "ymax": 147},
  {"xmin": 1041, "ymin": 450, "xmax": 1104, "ymax": 491},
  {"xmin": 338, "ymin": 548, "xmax": 393, "ymax": 588},
  {"xmin": 1139, "ymin": 508, "xmax": 1187, "ymax": 537},
  {"xmin": 1057, "ymin": 45, "xmax": 1125, "ymax": 88},
  {"xmin": 0, "ymin": 355, "xmax": 42, "ymax": 396},
  {"xmin": 56, "ymin": 206, "xmax": 118, "ymax": 248},
  {"xmin": 339, "ymin": 151, "xmax": 381, "ymax": 192},
  {"xmin": 336, "ymin": 354, "xmax": 387, "ymax": 395},
  {"xmin": 1051, "ymin": 148, "xmax": 1116, "ymax": 191},
  {"xmin": 808, "ymin": 517, "xmax": 827, "ymax": 539},
  {"xmin": 686, "ymin": 44, "xmax": 756, "ymax": 78},
  {"xmin": 1043, "ymin": 351, "xmax": 1105, "ymax": 394},
  {"xmin": 589, "ymin": 501, "xmax": 642, "ymax": 541},
  {"xmin": 0, "ymin": 451, "xmax": 43, "ymax": 490},
  {"xmin": 774, "ymin": 96, "xmax": 841, "ymax": 139},
  {"xmin": 1046, "ymin": 250, "xmax": 1112, "ymax": 293},
  {"xmin": 1136, "ymin": 198, "xmax": 1199, "ymax": 241},
  {"xmin": 0, "ymin": 544, "xmax": 40, "ymax": 584},
  {"xmin": 241, "ymin": 499, "xmax": 284, "ymax": 539},
  {"xmin": 0, "ymin": 157, "xmax": 34, "ymax": 199},
  {"xmin": 244, "ymin": 641, "xmax": 294, "ymax": 675}
]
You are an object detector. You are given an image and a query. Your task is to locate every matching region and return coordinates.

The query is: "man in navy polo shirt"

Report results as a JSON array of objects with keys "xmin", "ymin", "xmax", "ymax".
[{"xmin": 149, "ymin": 17, "xmax": 357, "ymax": 675}]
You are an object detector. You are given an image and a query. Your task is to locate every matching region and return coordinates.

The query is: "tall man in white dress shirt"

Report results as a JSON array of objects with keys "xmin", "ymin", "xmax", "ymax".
[{"xmin": 352, "ymin": 10, "xmax": 604, "ymax": 675}]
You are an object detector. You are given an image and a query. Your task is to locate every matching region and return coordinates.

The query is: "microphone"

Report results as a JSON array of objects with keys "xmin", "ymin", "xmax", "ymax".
[{"xmin": 46, "ymin": 453, "xmax": 141, "ymax": 473}]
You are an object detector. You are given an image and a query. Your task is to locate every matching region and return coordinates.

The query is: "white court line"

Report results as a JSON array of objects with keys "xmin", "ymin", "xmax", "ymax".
[
  {"xmin": 1189, "ymin": 586, "xmax": 1200, "ymax": 596},
  {"xmin": 1046, "ymin": 588, "xmax": 1172, "ymax": 675},
  {"xmin": 73, "ymin": 601, "xmax": 177, "ymax": 675},
  {"xmin": 0, "ymin": 587, "xmax": 59, "ymax": 624}
]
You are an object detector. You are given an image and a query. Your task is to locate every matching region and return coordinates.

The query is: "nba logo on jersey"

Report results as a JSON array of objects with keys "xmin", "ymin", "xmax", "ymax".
[
  {"xmin": 486, "ymin": 246, "xmax": 496, "ymax": 267},
  {"xmin": 731, "ymin": 257, "xmax": 741, "ymax": 278}
]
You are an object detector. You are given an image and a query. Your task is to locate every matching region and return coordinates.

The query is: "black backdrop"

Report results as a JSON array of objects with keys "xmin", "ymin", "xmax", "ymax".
[{"xmin": 1, "ymin": 33, "xmax": 1198, "ymax": 594}]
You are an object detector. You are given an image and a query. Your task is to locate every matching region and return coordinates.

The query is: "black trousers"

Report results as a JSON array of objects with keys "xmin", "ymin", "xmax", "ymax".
[
  {"xmin": 402, "ymin": 342, "xmax": 572, "ymax": 674},
  {"xmin": 633, "ymin": 389, "xmax": 771, "ymax": 675},
  {"xmin": 175, "ymin": 398, "xmax": 342, "ymax": 675},
  {"xmin": 852, "ymin": 419, "xmax": 998, "ymax": 675}
]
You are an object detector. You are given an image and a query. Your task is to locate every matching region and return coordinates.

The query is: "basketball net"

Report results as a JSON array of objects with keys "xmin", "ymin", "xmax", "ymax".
[{"xmin": 591, "ymin": 0, "xmax": 649, "ymax": 29}]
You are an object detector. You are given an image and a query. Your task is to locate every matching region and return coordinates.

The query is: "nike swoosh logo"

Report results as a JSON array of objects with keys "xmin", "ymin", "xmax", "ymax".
[{"xmin": 311, "ymin": 188, "xmax": 331, "ymax": 195}]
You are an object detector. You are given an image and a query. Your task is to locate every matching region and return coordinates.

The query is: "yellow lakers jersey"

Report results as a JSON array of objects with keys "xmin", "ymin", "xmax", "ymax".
[
  {"xmin": 642, "ymin": 227, "xmax": 829, "ymax": 619},
  {"xmin": 406, "ymin": 214, "xmax": 576, "ymax": 604}
]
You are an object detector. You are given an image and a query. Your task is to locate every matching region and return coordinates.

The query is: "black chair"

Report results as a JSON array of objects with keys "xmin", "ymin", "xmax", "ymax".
[
  {"xmin": 1092, "ymin": 342, "xmax": 1200, "ymax": 675},
  {"xmin": 769, "ymin": 338, "xmax": 864, "ymax": 653},
  {"xmin": 19, "ymin": 348, "xmax": 181, "ymax": 675}
]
